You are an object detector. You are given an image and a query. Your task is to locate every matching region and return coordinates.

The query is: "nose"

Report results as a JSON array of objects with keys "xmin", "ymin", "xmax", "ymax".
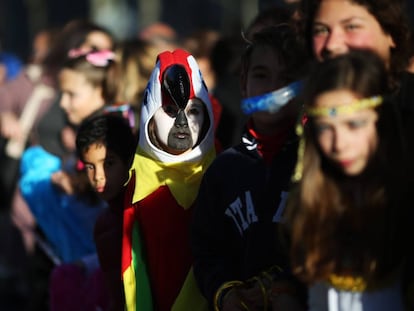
[
  {"xmin": 94, "ymin": 166, "xmax": 105, "ymax": 182},
  {"xmin": 174, "ymin": 109, "xmax": 188, "ymax": 128},
  {"xmin": 321, "ymin": 28, "xmax": 348, "ymax": 60},
  {"xmin": 59, "ymin": 93, "xmax": 69, "ymax": 109},
  {"xmin": 332, "ymin": 128, "xmax": 349, "ymax": 154}
]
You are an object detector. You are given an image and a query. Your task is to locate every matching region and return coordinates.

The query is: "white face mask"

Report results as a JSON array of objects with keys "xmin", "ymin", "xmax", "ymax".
[{"xmin": 152, "ymin": 98, "xmax": 206, "ymax": 155}]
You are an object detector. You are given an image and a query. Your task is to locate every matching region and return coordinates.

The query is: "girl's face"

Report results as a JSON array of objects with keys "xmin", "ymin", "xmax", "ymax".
[
  {"xmin": 82, "ymin": 143, "xmax": 129, "ymax": 202},
  {"xmin": 312, "ymin": 0, "xmax": 395, "ymax": 66},
  {"xmin": 59, "ymin": 68, "xmax": 105, "ymax": 125},
  {"xmin": 151, "ymin": 98, "xmax": 205, "ymax": 155},
  {"xmin": 313, "ymin": 89, "xmax": 379, "ymax": 176}
]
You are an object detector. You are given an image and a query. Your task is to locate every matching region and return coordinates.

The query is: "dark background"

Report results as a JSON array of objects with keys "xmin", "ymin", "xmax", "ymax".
[
  {"xmin": 1, "ymin": 0, "xmax": 413, "ymax": 62},
  {"xmin": 0, "ymin": 0, "xmax": 255, "ymax": 61}
]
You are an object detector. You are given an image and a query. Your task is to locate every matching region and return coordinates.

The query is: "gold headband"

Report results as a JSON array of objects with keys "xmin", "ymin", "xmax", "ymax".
[{"xmin": 306, "ymin": 96, "xmax": 383, "ymax": 117}]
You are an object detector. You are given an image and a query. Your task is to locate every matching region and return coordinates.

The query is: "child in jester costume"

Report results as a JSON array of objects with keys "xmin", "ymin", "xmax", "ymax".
[{"xmin": 122, "ymin": 49, "xmax": 215, "ymax": 310}]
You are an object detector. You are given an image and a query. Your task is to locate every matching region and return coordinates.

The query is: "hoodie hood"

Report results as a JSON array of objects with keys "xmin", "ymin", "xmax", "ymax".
[
  {"xmin": 131, "ymin": 49, "xmax": 215, "ymax": 207},
  {"xmin": 138, "ymin": 48, "xmax": 214, "ymax": 162}
]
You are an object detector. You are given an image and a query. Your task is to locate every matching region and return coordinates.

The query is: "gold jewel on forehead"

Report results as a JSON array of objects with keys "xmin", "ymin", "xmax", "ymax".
[{"xmin": 306, "ymin": 96, "xmax": 383, "ymax": 117}]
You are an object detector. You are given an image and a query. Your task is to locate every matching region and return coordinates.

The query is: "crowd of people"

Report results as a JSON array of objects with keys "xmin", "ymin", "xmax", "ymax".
[{"xmin": 0, "ymin": 0, "xmax": 414, "ymax": 310}]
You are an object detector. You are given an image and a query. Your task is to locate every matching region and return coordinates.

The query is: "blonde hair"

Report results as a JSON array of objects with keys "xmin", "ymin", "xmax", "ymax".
[{"xmin": 108, "ymin": 39, "xmax": 159, "ymax": 109}]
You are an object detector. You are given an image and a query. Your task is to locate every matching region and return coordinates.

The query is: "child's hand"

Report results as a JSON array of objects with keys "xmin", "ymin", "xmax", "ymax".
[{"xmin": 51, "ymin": 170, "xmax": 74, "ymax": 195}]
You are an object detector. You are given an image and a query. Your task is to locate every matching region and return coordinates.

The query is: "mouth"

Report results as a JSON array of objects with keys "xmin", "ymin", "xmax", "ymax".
[
  {"xmin": 174, "ymin": 132, "xmax": 190, "ymax": 139},
  {"xmin": 338, "ymin": 159, "xmax": 353, "ymax": 167},
  {"xmin": 95, "ymin": 185, "xmax": 105, "ymax": 193}
]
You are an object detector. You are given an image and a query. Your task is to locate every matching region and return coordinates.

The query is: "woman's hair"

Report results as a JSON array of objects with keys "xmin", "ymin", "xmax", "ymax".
[
  {"xmin": 43, "ymin": 19, "xmax": 114, "ymax": 75},
  {"xmin": 62, "ymin": 49, "xmax": 116, "ymax": 103},
  {"xmin": 106, "ymin": 38, "xmax": 158, "ymax": 109},
  {"xmin": 243, "ymin": 5, "xmax": 298, "ymax": 41},
  {"xmin": 299, "ymin": 0, "xmax": 412, "ymax": 89},
  {"xmin": 303, "ymin": 49, "xmax": 389, "ymax": 107},
  {"xmin": 240, "ymin": 24, "xmax": 310, "ymax": 90},
  {"xmin": 76, "ymin": 114, "xmax": 137, "ymax": 166},
  {"xmin": 183, "ymin": 29, "xmax": 221, "ymax": 59},
  {"xmin": 287, "ymin": 49, "xmax": 409, "ymax": 284}
]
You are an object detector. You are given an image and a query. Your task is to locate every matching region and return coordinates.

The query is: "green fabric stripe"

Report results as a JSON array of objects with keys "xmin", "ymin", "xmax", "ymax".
[{"xmin": 131, "ymin": 221, "xmax": 153, "ymax": 310}]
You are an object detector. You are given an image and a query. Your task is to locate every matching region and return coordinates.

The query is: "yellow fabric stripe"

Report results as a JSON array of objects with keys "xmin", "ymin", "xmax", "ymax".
[
  {"xmin": 132, "ymin": 147, "xmax": 215, "ymax": 208},
  {"xmin": 123, "ymin": 264, "xmax": 137, "ymax": 311}
]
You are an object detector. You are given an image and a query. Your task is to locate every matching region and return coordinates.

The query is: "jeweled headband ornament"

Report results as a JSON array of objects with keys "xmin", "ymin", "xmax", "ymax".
[
  {"xmin": 241, "ymin": 81, "xmax": 302, "ymax": 115},
  {"xmin": 306, "ymin": 96, "xmax": 383, "ymax": 117}
]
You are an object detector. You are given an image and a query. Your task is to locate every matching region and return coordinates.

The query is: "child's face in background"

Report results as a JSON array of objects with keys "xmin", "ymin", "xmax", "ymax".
[
  {"xmin": 313, "ymin": 89, "xmax": 379, "ymax": 176},
  {"xmin": 82, "ymin": 143, "xmax": 129, "ymax": 202},
  {"xmin": 244, "ymin": 45, "xmax": 285, "ymax": 98},
  {"xmin": 312, "ymin": 0, "xmax": 395, "ymax": 66},
  {"xmin": 59, "ymin": 68, "xmax": 105, "ymax": 125},
  {"xmin": 244, "ymin": 44, "xmax": 299, "ymax": 134}
]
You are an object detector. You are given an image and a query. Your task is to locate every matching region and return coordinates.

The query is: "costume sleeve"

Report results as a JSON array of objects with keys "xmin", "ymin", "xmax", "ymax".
[{"xmin": 191, "ymin": 162, "xmax": 240, "ymax": 306}]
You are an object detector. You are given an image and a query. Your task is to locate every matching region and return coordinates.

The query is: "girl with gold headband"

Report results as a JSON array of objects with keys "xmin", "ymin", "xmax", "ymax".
[{"xmin": 285, "ymin": 49, "xmax": 414, "ymax": 310}]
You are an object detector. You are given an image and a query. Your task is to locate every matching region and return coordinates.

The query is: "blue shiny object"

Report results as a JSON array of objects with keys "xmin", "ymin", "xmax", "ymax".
[{"xmin": 241, "ymin": 81, "xmax": 302, "ymax": 115}]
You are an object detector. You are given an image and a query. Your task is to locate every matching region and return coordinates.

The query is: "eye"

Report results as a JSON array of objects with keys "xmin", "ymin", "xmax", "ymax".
[
  {"xmin": 313, "ymin": 25, "xmax": 329, "ymax": 36},
  {"xmin": 347, "ymin": 119, "xmax": 367, "ymax": 129},
  {"xmin": 344, "ymin": 23, "xmax": 361, "ymax": 32},
  {"xmin": 65, "ymin": 91, "xmax": 78, "ymax": 100},
  {"xmin": 314, "ymin": 122, "xmax": 332, "ymax": 134},
  {"xmin": 188, "ymin": 106, "xmax": 201, "ymax": 116},
  {"xmin": 187, "ymin": 99, "xmax": 205, "ymax": 114},
  {"xmin": 84, "ymin": 163, "xmax": 94, "ymax": 171},
  {"xmin": 163, "ymin": 104, "xmax": 179, "ymax": 117},
  {"xmin": 104, "ymin": 157, "xmax": 116, "ymax": 169},
  {"xmin": 250, "ymin": 68, "xmax": 269, "ymax": 80},
  {"xmin": 62, "ymin": 91, "xmax": 71, "ymax": 97},
  {"xmin": 252, "ymin": 73, "xmax": 268, "ymax": 80}
]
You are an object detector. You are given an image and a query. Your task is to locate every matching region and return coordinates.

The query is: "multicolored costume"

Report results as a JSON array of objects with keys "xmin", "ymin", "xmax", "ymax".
[{"xmin": 122, "ymin": 49, "xmax": 215, "ymax": 310}]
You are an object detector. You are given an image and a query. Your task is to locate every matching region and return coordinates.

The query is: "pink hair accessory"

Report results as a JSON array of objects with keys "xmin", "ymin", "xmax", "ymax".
[
  {"xmin": 67, "ymin": 49, "xmax": 115, "ymax": 67},
  {"xmin": 68, "ymin": 48, "xmax": 91, "ymax": 59},
  {"xmin": 86, "ymin": 50, "xmax": 115, "ymax": 67}
]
